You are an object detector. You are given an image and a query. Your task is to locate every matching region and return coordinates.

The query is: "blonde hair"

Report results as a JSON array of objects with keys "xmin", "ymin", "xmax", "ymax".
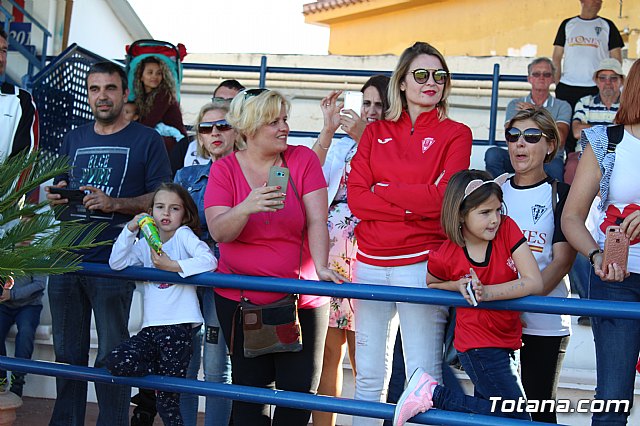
[
  {"xmin": 506, "ymin": 108, "xmax": 560, "ymax": 164},
  {"xmin": 441, "ymin": 170, "xmax": 504, "ymax": 247},
  {"xmin": 194, "ymin": 101, "xmax": 245, "ymax": 158},
  {"xmin": 387, "ymin": 42, "xmax": 451, "ymax": 122},
  {"xmin": 227, "ymin": 90, "xmax": 291, "ymax": 140}
]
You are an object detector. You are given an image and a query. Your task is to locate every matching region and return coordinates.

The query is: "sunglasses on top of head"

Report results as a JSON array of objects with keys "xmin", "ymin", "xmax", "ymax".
[
  {"xmin": 408, "ymin": 68, "xmax": 449, "ymax": 85},
  {"xmin": 198, "ymin": 120, "xmax": 233, "ymax": 134},
  {"xmin": 242, "ymin": 88, "xmax": 269, "ymax": 99},
  {"xmin": 505, "ymin": 127, "xmax": 549, "ymax": 144}
]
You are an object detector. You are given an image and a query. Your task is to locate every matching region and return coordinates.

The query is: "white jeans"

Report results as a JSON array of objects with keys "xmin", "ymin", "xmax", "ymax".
[{"xmin": 352, "ymin": 260, "xmax": 448, "ymax": 426}]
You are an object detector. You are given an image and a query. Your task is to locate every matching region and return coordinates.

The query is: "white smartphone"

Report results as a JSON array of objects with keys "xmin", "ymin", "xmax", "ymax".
[
  {"xmin": 341, "ymin": 91, "xmax": 363, "ymax": 116},
  {"xmin": 466, "ymin": 281, "xmax": 478, "ymax": 306}
]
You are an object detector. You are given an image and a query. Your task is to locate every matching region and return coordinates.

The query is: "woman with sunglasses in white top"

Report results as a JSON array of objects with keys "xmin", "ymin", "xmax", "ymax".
[
  {"xmin": 501, "ymin": 108, "xmax": 576, "ymax": 423},
  {"xmin": 346, "ymin": 42, "xmax": 472, "ymax": 426},
  {"xmin": 174, "ymin": 100, "xmax": 244, "ymax": 426}
]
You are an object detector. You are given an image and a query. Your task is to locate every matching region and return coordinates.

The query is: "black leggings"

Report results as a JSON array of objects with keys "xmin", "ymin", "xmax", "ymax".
[
  {"xmin": 520, "ymin": 333, "xmax": 570, "ymax": 424},
  {"xmin": 215, "ymin": 294, "xmax": 329, "ymax": 426}
]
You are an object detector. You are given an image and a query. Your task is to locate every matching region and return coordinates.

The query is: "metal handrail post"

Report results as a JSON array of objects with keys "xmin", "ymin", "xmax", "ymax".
[
  {"xmin": 259, "ymin": 55, "xmax": 267, "ymax": 88},
  {"xmin": 488, "ymin": 63, "xmax": 501, "ymax": 145}
]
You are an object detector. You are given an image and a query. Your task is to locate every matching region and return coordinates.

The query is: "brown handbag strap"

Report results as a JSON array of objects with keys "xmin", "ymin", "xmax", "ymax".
[{"xmin": 229, "ymin": 303, "xmax": 240, "ymax": 356}]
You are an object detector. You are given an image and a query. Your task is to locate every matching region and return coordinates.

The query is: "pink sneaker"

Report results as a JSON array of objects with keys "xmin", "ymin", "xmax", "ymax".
[{"xmin": 392, "ymin": 368, "xmax": 438, "ymax": 426}]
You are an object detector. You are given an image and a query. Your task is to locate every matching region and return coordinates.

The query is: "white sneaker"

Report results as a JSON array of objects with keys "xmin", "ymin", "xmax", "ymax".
[{"xmin": 392, "ymin": 367, "xmax": 438, "ymax": 426}]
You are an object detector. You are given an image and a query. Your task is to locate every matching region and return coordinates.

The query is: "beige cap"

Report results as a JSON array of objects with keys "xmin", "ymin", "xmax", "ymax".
[{"xmin": 593, "ymin": 58, "xmax": 624, "ymax": 81}]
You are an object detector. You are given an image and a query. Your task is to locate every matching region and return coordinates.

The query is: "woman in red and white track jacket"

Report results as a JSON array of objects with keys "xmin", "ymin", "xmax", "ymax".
[{"xmin": 347, "ymin": 42, "xmax": 472, "ymax": 425}]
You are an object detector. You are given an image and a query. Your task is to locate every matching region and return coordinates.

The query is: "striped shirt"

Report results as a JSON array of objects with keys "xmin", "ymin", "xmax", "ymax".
[{"xmin": 573, "ymin": 93, "xmax": 619, "ymax": 127}]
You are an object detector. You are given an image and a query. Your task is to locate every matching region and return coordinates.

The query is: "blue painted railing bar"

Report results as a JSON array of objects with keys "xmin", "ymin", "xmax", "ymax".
[
  {"xmin": 181, "ymin": 56, "xmax": 526, "ymax": 146},
  {"xmin": 4, "ymin": 0, "xmax": 52, "ymax": 79},
  {"xmin": 488, "ymin": 63, "xmax": 501, "ymax": 145},
  {"xmin": 0, "ymin": 357, "xmax": 557, "ymax": 426},
  {"xmin": 259, "ymin": 55, "xmax": 267, "ymax": 88},
  {"xmin": 78, "ymin": 262, "xmax": 640, "ymax": 320},
  {"xmin": 182, "ymin": 62, "xmax": 263, "ymax": 73}
]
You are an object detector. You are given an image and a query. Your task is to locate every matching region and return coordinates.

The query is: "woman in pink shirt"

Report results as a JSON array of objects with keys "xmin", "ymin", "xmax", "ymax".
[{"xmin": 204, "ymin": 89, "xmax": 343, "ymax": 426}]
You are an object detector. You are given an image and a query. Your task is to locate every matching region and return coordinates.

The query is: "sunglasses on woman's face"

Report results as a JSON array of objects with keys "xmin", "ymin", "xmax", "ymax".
[
  {"xmin": 408, "ymin": 68, "xmax": 448, "ymax": 85},
  {"xmin": 198, "ymin": 120, "xmax": 232, "ymax": 134},
  {"xmin": 505, "ymin": 127, "xmax": 548, "ymax": 144}
]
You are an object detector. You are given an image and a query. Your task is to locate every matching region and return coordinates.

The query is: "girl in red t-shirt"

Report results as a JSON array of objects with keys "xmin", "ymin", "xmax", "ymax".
[{"xmin": 393, "ymin": 169, "xmax": 543, "ymax": 425}]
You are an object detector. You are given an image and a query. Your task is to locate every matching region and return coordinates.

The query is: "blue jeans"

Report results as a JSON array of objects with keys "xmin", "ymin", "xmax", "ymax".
[
  {"xmin": 484, "ymin": 146, "xmax": 565, "ymax": 182},
  {"xmin": 569, "ymin": 253, "xmax": 591, "ymax": 300},
  {"xmin": 0, "ymin": 303, "xmax": 43, "ymax": 394},
  {"xmin": 433, "ymin": 348, "xmax": 531, "ymax": 420},
  {"xmin": 181, "ymin": 288, "xmax": 232, "ymax": 426},
  {"xmin": 48, "ymin": 274, "xmax": 135, "ymax": 426},
  {"xmin": 589, "ymin": 271, "xmax": 640, "ymax": 425},
  {"xmin": 352, "ymin": 261, "xmax": 448, "ymax": 426}
]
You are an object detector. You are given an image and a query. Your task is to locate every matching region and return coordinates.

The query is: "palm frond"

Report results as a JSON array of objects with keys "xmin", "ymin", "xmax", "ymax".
[{"xmin": 0, "ymin": 149, "xmax": 110, "ymax": 281}]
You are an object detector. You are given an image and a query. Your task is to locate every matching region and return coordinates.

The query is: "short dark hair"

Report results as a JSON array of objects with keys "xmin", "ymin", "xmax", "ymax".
[
  {"xmin": 86, "ymin": 61, "xmax": 128, "ymax": 93},
  {"xmin": 214, "ymin": 79, "xmax": 245, "ymax": 96},
  {"xmin": 361, "ymin": 74, "xmax": 391, "ymax": 119},
  {"xmin": 0, "ymin": 28, "xmax": 7, "ymax": 41}
]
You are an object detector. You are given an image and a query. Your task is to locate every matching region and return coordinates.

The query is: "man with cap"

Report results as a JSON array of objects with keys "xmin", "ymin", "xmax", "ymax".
[
  {"xmin": 571, "ymin": 58, "xmax": 624, "ymax": 140},
  {"xmin": 564, "ymin": 58, "xmax": 624, "ymax": 184}
]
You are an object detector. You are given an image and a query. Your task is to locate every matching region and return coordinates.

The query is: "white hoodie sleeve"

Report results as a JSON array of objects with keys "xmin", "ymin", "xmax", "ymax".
[
  {"xmin": 175, "ymin": 228, "xmax": 218, "ymax": 278},
  {"xmin": 109, "ymin": 226, "xmax": 146, "ymax": 270}
]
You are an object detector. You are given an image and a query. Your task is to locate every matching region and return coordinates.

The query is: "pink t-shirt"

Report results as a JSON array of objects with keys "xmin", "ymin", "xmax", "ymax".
[{"xmin": 204, "ymin": 145, "xmax": 329, "ymax": 308}]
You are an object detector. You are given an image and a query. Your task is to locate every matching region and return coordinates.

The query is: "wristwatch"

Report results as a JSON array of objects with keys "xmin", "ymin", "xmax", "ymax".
[{"xmin": 588, "ymin": 248, "xmax": 603, "ymax": 265}]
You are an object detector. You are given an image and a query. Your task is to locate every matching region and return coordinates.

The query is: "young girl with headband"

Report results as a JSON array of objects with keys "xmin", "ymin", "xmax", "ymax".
[{"xmin": 393, "ymin": 169, "xmax": 543, "ymax": 425}]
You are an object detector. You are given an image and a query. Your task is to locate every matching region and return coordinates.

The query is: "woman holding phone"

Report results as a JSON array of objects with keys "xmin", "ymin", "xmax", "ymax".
[
  {"xmin": 562, "ymin": 58, "xmax": 640, "ymax": 426},
  {"xmin": 347, "ymin": 42, "xmax": 472, "ymax": 425},
  {"xmin": 204, "ymin": 89, "xmax": 343, "ymax": 426}
]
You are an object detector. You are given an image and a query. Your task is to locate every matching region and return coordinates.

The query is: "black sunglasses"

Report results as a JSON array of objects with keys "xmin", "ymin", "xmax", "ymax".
[
  {"xmin": 198, "ymin": 120, "xmax": 233, "ymax": 134},
  {"xmin": 408, "ymin": 68, "xmax": 448, "ymax": 85},
  {"xmin": 242, "ymin": 88, "xmax": 269, "ymax": 99},
  {"xmin": 505, "ymin": 127, "xmax": 549, "ymax": 144}
]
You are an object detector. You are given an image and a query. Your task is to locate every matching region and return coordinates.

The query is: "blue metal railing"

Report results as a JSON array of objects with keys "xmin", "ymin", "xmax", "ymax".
[
  {"xmin": 1, "ymin": 262, "xmax": 609, "ymax": 425},
  {"xmin": 30, "ymin": 44, "xmax": 528, "ymax": 155},
  {"xmin": 1, "ymin": 0, "xmax": 52, "ymax": 85},
  {"xmin": 76, "ymin": 263, "xmax": 640, "ymax": 319},
  {"xmin": 0, "ymin": 357, "xmax": 551, "ymax": 426},
  {"xmin": 182, "ymin": 58, "xmax": 527, "ymax": 146}
]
